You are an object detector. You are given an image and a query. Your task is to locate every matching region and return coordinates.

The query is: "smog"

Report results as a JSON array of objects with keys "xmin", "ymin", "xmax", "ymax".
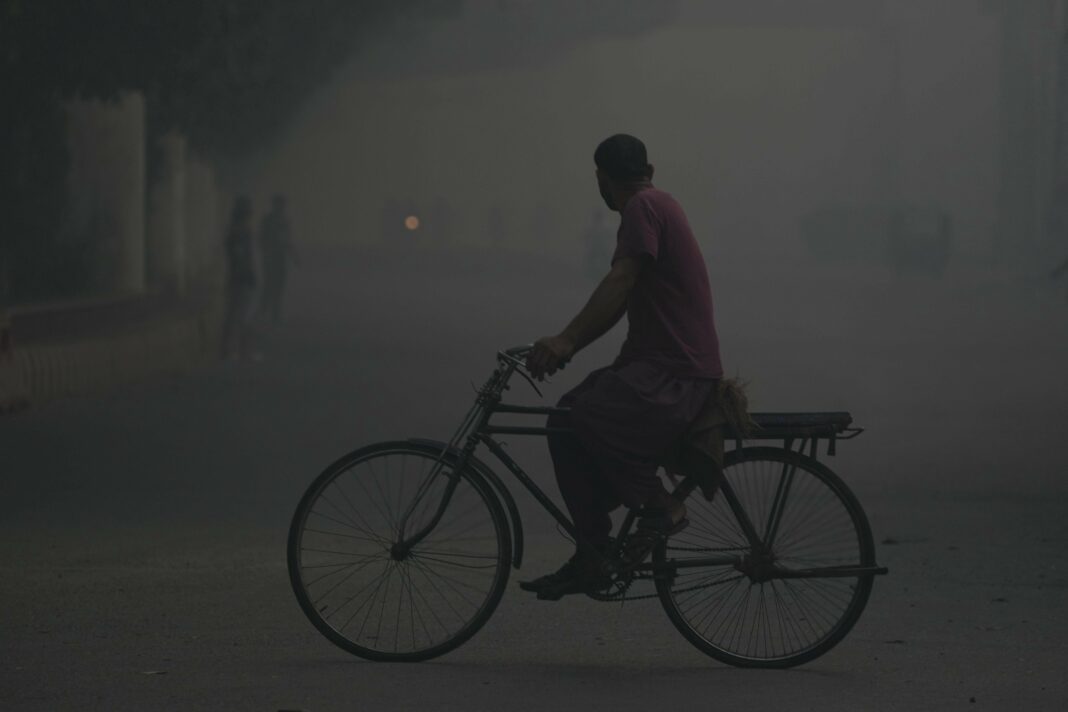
[{"xmin": 1, "ymin": 1, "xmax": 1066, "ymax": 709}]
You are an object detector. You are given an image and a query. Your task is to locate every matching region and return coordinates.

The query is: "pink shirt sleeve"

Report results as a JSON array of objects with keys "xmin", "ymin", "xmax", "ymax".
[{"xmin": 612, "ymin": 194, "xmax": 659, "ymax": 264}]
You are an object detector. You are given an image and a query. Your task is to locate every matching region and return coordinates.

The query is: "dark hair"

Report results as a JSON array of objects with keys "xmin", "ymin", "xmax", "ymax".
[{"xmin": 594, "ymin": 134, "xmax": 652, "ymax": 183}]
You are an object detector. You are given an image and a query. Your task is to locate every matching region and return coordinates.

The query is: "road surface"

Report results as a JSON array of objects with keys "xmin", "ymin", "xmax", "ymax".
[{"xmin": 2, "ymin": 244, "xmax": 1066, "ymax": 711}]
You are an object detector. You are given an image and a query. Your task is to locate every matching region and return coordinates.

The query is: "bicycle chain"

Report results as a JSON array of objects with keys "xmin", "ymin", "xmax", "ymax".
[{"xmin": 586, "ymin": 545, "xmax": 749, "ymax": 602}]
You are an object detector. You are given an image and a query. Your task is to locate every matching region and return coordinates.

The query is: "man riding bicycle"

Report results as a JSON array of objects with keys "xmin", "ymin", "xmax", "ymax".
[{"xmin": 522, "ymin": 134, "xmax": 724, "ymax": 600}]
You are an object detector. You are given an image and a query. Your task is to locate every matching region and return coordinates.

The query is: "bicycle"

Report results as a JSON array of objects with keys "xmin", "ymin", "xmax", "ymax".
[{"xmin": 287, "ymin": 345, "xmax": 888, "ymax": 668}]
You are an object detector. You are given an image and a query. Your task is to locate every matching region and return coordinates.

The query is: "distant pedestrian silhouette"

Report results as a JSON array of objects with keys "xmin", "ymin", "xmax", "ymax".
[
  {"xmin": 258, "ymin": 195, "xmax": 297, "ymax": 324},
  {"xmin": 1052, "ymin": 256, "xmax": 1068, "ymax": 302},
  {"xmin": 222, "ymin": 196, "xmax": 258, "ymax": 360}
]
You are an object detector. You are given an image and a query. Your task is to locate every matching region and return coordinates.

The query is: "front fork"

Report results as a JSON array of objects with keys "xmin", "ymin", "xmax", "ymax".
[
  {"xmin": 389, "ymin": 413, "xmax": 488, "ymax": 559},
  {"xmin": 388, "ymin": 447, "xmax": 471, "ymax": 559}
]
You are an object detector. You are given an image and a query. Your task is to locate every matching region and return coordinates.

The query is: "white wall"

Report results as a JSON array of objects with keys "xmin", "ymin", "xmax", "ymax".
[{"xmin": 64, "ymin": 92, "xmax": 146, "ymax": 293}]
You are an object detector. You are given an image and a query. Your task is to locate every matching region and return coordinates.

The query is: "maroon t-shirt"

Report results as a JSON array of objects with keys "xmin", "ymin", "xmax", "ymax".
[{"xmin": 611, "ymin": 187, "xmax": 723, "ymax": 379}]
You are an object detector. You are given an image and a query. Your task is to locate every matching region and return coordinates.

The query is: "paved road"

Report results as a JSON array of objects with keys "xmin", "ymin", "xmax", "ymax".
[{"xmin": 2, "ymin": 244, "xmax": 1066, "ymax": 711}]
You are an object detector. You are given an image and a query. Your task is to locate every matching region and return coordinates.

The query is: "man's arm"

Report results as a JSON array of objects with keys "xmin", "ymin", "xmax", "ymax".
[
  {"xmin": 561, "ymin": 258, "xmax": 640, "ymax": 350},
  {"xmin": 526, "ymin": 256, "xmax": 645, "ymax": 379}
]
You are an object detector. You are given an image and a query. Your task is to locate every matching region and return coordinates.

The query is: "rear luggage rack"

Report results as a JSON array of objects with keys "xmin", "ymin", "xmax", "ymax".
[{"xmin": 738, "ymin": 412, "xmax": 864, "ymax": 458}]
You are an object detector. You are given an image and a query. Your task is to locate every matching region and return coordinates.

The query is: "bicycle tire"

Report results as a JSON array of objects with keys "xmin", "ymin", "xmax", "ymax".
[
  {"xmin": 287, "ymin": 441, "xmax": 511, "ymax": 661},
  {"xmin": 655, "ymin": 446, "xmax": 876, "ymax": 668}
]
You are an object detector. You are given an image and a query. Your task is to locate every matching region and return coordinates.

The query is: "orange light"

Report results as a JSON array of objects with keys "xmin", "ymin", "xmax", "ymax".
[{"xmin": 404, "ymin": 215, "xmax": 420, "ymax": 231}]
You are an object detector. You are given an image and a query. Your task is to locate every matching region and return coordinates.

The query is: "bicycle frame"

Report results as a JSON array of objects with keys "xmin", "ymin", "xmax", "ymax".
[
  {"xmin": 393, "ymin": 348, "xmax": 886, "ymax": 581},
  {"xmin": 392, "ymin": 349, "xmax": 589, "ymax": 558}
]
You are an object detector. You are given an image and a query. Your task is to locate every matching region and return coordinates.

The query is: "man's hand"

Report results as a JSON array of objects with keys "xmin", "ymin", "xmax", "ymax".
[{"xmin": 526, "ymin": 334, "xmax": 575, "ymax": 380}]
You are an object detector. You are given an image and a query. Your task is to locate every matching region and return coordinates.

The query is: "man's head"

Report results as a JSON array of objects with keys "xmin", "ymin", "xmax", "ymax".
[{"xmin": 594, "ymin": 134, "xmax": 654, "ymax": 211}]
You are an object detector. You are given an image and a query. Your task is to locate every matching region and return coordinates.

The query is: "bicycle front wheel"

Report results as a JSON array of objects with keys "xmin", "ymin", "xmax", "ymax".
[
  {"xmin": 287, "ymin": 441, "xmax": 511, "ymax": 661},
  {"xmin": 656, "ymin": 447, "xmax": 876, "ymax": 668}
]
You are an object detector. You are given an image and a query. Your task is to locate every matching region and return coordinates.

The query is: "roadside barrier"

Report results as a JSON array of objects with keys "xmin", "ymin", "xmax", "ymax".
[{"xmin": 1, "ymin": 297, "xmax": 222, "ymax": 412}]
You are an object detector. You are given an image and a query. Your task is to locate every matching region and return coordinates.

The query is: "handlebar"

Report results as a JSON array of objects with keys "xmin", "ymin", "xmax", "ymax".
[
  {"xmin": 496, "ymin": 344, "xmax": 542, "ymax": 397},
  {"xmin": 503, "ymin": 344, "xmax": 533, "ymax": 358},
  {"xmin": 499, "ymin": 343, "xmax": 569, "ymax": 375}
]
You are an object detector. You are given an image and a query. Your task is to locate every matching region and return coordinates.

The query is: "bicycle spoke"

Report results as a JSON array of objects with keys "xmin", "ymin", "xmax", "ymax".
[
  {"xmin": 410, "ymin": 555, "xmax": 495, "ymax": 598},
  {"xmin": 398, "ymin": 563, "xmax": 423, "ymax": 650},
  {"xmin": 302, "ymin": 523, "xmax": 385, "ymax": 546},
  {"xmin": 303, "ymin": 561, "xmax": 360, "ymax": 588},
  {"xmin": 359, "ymin": 460, "xmax": 398, "ymax": 534},
  {"xmin": 413, "ymin": 548, "xmax": 498, "ymax": 560},
  {"xmin": 314, "ymin": 496, "xmax": 385, "ymax": 543},
  {"xmin": 302, "ymin": 547, "xmax": 383, "ymax": 560},
  {"xmin": 408, "ymin": 557, "xmax": 474, "ymax": 623},
  {"xmin": 332, "ymin": 478, "xmax": 386, "ymax": 542},
  {"xmin": 306, "ymin": 552, "xmax": 384, "ymax": 591},
  {"xmin": 313, "ymin": 555, "xmax": 387, "ymax": 607},
  {"xmin": 346, "ymin": 561, "xmax": 393, "ymax": 638}
]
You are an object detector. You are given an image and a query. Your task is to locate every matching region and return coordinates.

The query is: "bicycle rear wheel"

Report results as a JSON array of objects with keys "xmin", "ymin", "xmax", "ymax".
[
  {"xmin": 656, "ymin": 447, "xmax": 875, "ymax": 668},
  {"xmin": 287, "ymin": 441, "xmax": 511, "ymax": 661}
]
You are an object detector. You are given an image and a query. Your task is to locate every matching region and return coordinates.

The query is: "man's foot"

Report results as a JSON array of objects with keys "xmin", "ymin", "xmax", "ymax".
[
  {"xmin": 535, "ymin": 557, "xmax": 612, "ymax": 601},
  {"xmin": 617, "ymin": 499, "xmax": 689, "ymax": 573},
  {"xmin": 518, "ymin": 545, "xmax": 613, "ymax": 601},
  {"xmin": 517, "ymin": 555, "xmax": 581, "ymax": 593}
]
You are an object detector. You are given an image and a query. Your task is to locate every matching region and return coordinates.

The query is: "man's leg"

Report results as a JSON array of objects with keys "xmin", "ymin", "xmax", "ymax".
[
  {"xmin": 545, "ymin": 367, "xmax": 617, "ymax": 549},
  {"xmin": 569, "ymin": 365, "xmax": 718, "ymax": 572},
  {"xmin": 544, "ymin": 363, "xmax": 687, "ymax": 548},
  {"xmin": 547, "ymin": 412, "xmax": 617, "ymax": 550},
  {"xmin": 519, "ymin": 370, "xmax": 617, "ymax": 596},
  {"xmin": 568, "ymin": 367, "xmax": 671, "ymax": 512}
]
